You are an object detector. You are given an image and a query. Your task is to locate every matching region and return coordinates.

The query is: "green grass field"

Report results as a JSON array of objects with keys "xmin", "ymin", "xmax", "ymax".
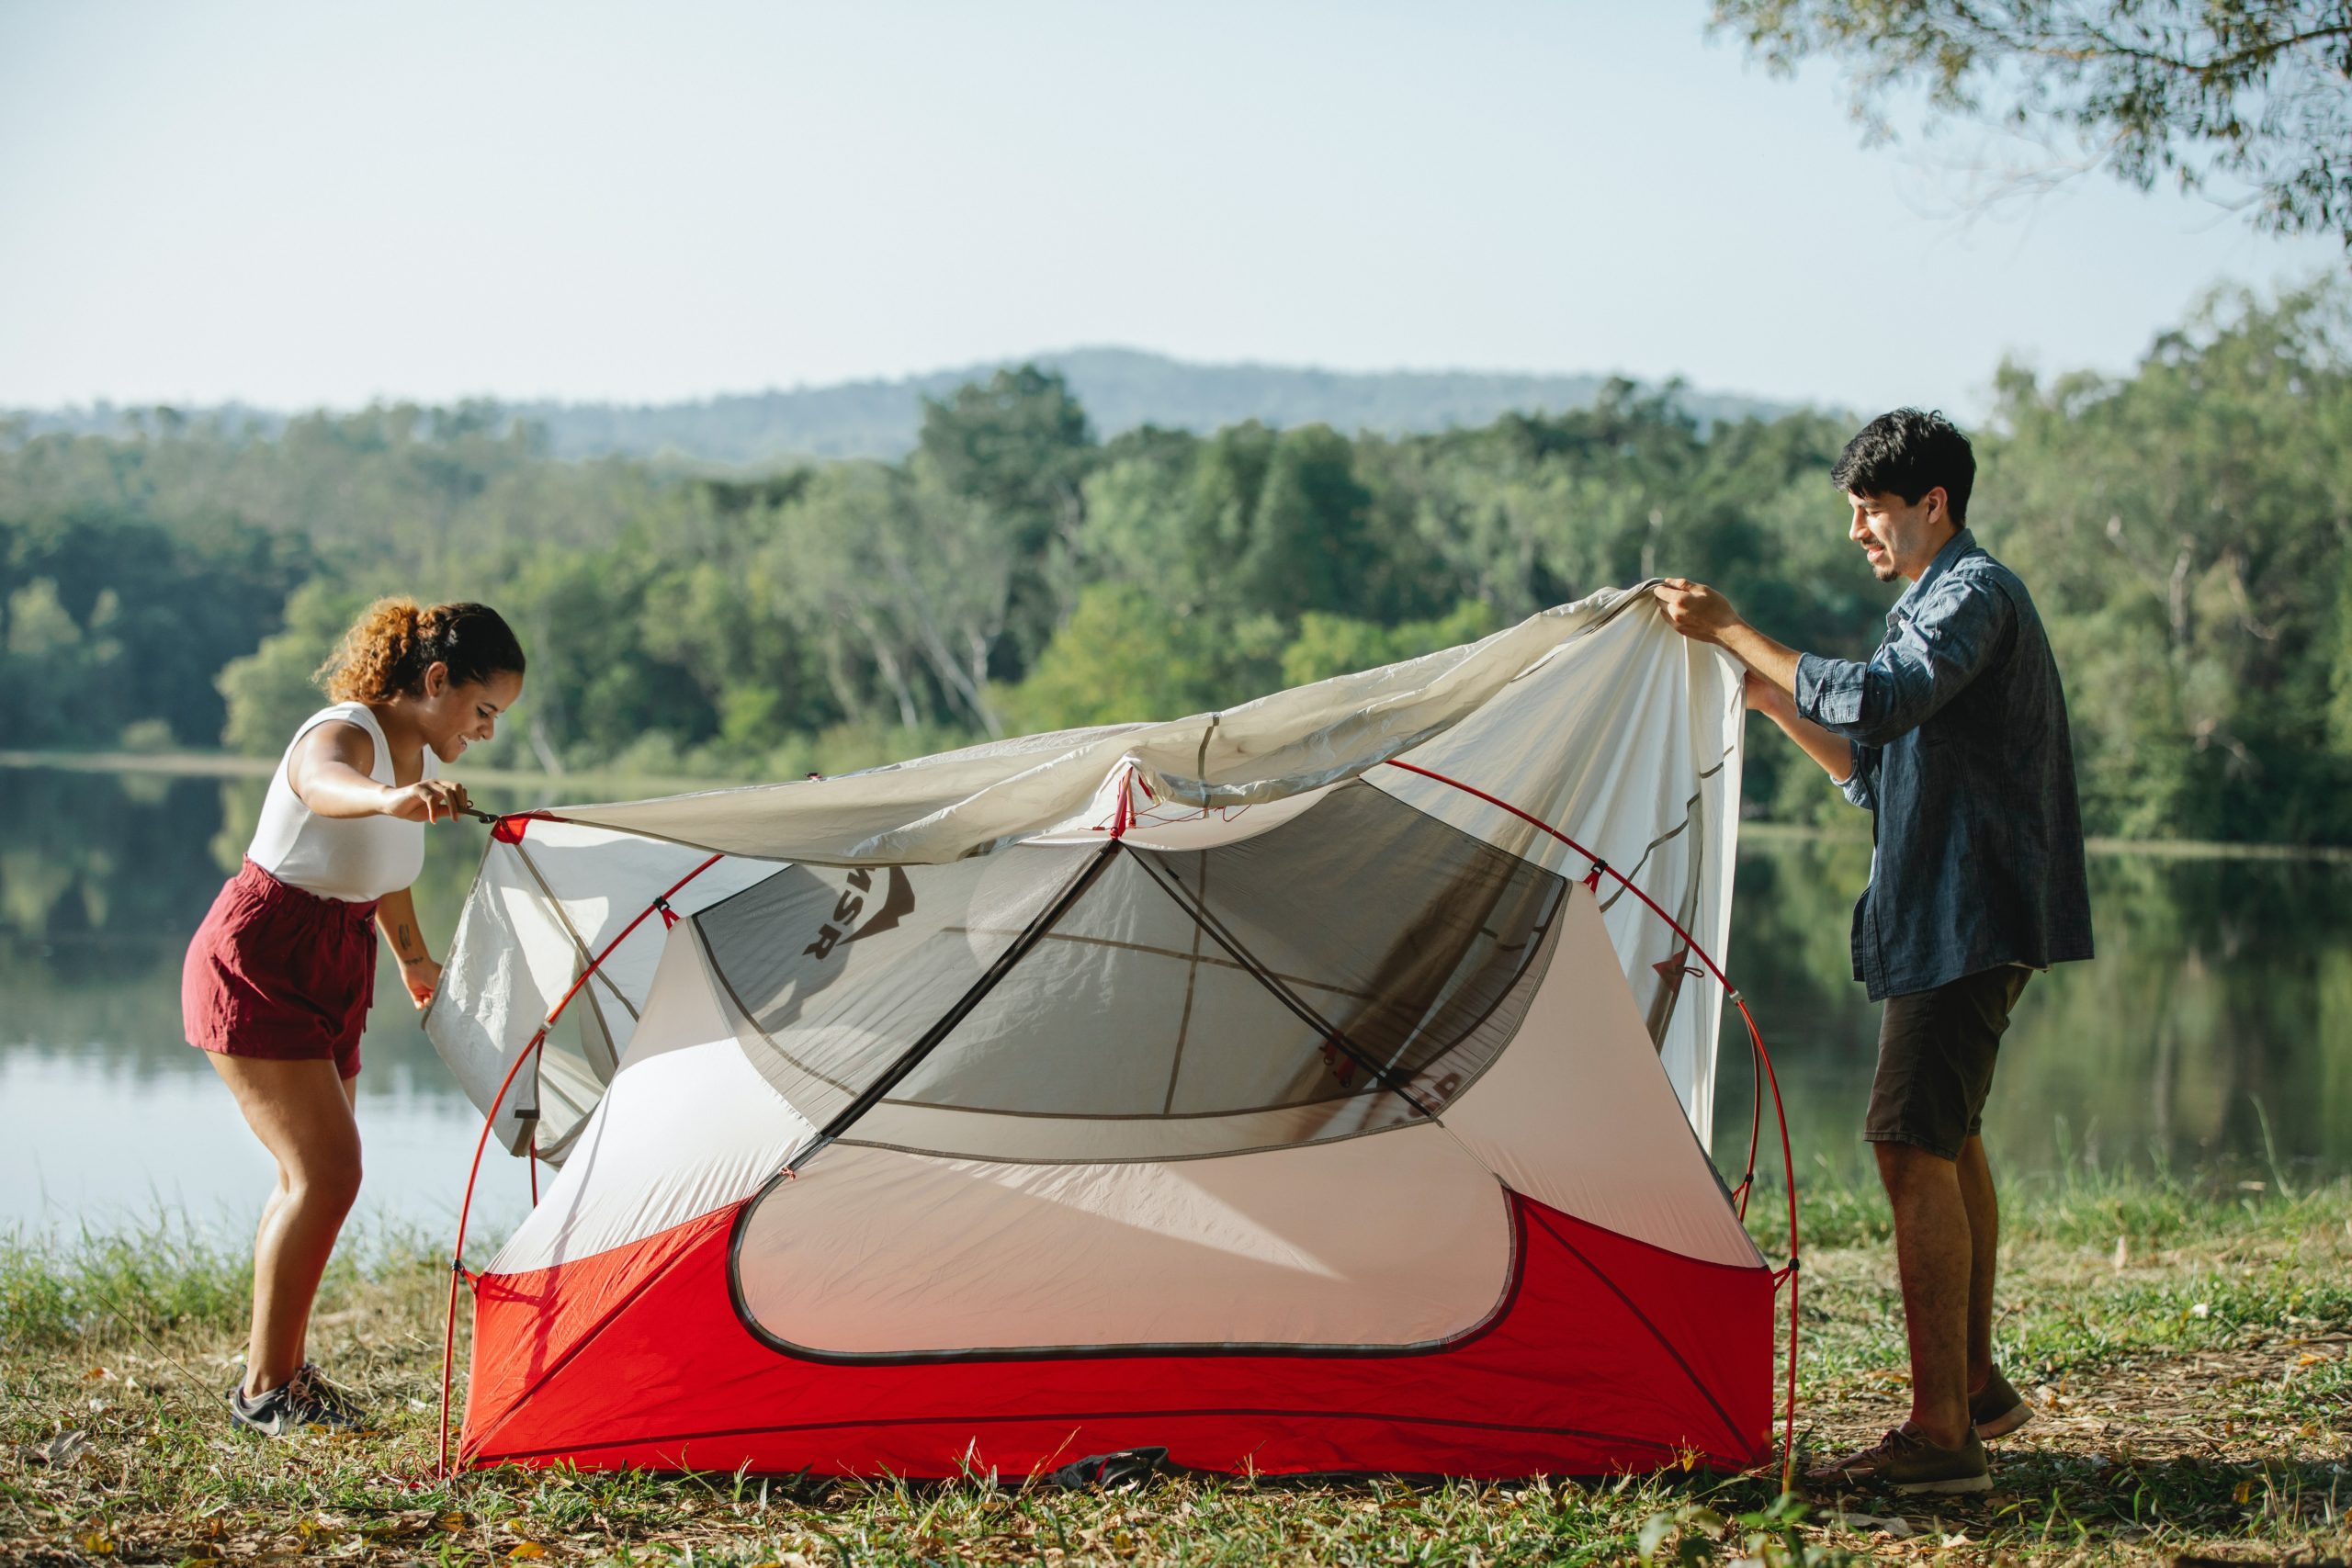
[{"xmin": 4, "ymin": 1168, "xmax": 2346, "ymax": 1565}]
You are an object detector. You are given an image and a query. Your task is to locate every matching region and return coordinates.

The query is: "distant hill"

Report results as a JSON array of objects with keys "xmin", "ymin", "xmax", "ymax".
[{"xmin": 6, "ymin": 347, "xmax": 1789, "ymax": 466}]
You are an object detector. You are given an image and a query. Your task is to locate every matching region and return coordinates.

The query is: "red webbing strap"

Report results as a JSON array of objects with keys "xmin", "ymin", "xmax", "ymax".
[
  {"xmin": 1097, "ymin": 762, "xmax": 1142, "ymax": 839},
  {"xmin": 1378, "ymin": 757, "xmax": 1802, "ymax": 1488},
  {"xmin": 435, "ymin": 851, "xmax": 725, "ymax": 1480},
  {"xmin": 460, "ymin": 807, "xmax": 572, "ymax": 840}
]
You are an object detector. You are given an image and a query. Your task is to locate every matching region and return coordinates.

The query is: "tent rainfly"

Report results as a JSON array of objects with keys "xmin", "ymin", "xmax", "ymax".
[{"xmin": 426, "ymin": 583, "xmax": 1796, "ymax": 1481}]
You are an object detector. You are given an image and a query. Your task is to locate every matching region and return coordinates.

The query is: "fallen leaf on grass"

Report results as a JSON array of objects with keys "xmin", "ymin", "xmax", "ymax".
[
  {"xmin": 1826, "ymin": 1511, "xmax": 1913, "ymax": 1538},
  {"xmin": 19, "ymin": 1429, "xmax": 89, "ymax": 1466},
  {"xmin": 509, "ymin": 1544, "xmax": 547, "ymax": 1560}
]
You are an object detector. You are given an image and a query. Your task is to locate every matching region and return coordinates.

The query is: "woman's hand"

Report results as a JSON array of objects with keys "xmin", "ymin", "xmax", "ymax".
[
  {"xmin": 382, "ymin": 778, "xmax": 471, "ymax": 825},
  {"xmin": 400, "ymin": 953, "xmax": 443, "ymax": 1010}
]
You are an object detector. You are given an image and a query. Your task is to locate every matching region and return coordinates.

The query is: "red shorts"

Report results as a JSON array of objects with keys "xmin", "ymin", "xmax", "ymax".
[{"xmin": 182, "ymin": 859, "xmax": 378, "ymax": 1079}]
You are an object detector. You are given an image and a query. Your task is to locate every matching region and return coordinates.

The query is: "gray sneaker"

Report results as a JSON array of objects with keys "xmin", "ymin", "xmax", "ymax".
[
  {"xmin": 1970, "ymin": 1365, "xmax": 2034, "ymax": 1438},
  {"xmin": 1804, "ymin": 1423, "xmax": 1991, "ymax": 1495},
  {"xmin": 226, "ymin": 1364, "xmax": 369, "ymax": 1437}
]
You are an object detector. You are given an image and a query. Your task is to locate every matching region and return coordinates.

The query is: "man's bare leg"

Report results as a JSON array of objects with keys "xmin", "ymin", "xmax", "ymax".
[
  {"xmin": 1875, "ymin": 1141, "xmax": 1973, "ymax": 1448},
  {"xmin": 1956, "ymin": 1134, "xmax": 1998, "ymax": 1394}
]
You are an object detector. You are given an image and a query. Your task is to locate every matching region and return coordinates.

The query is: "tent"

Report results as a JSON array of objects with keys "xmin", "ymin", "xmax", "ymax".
[{"xmin": 426, "ymin": 583, "xmax": 1795, "ymax": 1480}]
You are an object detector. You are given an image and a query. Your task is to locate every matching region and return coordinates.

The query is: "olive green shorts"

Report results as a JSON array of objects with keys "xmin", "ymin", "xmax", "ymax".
[{"xmin": 1865, "ymin": 966, "xmax": 2031, "ymax": 1160}]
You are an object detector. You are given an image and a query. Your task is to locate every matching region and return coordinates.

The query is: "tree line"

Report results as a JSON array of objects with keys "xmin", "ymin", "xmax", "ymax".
[{"xmin": 3, "ymin": 281, "xmax": 2347, "ymax": 844}]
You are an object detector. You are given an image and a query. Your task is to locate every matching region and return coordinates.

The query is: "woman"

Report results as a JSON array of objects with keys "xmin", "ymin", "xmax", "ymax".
[{"xmin": 182, "ymin": 598, "xmax": 526, "ymax": 1435}]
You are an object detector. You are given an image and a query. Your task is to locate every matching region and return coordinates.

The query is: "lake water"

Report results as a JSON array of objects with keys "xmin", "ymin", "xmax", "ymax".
[{"xmin": 4, "ymin": 764, "xmax": 2347, "ymax": 1246}]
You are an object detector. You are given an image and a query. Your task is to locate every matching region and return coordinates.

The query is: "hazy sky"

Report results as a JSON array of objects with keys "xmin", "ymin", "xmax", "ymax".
[{"xmin": 1, "ymin": 0, "xmax": 2337, "ymax": 421}]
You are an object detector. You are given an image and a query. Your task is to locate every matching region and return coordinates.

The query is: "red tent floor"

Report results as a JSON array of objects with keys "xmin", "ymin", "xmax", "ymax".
[{"xmin": 461, "ymin": 1190, "xmax": 1772, "ymax": 1479}]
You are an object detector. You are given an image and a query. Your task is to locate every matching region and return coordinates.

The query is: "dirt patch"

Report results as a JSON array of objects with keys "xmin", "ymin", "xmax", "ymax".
[{"xmin": 1809, "ymin": 1333, "xmax": 2352, "ymax": 1468}]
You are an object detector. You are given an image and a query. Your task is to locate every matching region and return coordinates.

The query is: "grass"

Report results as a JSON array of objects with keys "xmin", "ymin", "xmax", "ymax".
[{"xmin": 4, "ymin": 1169, "xmax": 2347, "ymax": 1565}]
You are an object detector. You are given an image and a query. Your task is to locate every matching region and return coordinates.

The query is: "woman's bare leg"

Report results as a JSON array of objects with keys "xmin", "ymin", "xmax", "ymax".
[{"xmin": 209, "ymin": 1055, "xmax": 363, "ymax": 1396}]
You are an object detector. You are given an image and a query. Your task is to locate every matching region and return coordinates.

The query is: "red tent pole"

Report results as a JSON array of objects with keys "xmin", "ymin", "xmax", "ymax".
[{"xmin": 435, "ymin": 851, "xmax": 724, "ymax": 1480}]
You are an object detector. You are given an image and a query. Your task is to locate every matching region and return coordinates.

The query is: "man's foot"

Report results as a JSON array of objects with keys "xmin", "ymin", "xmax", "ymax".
[
  {"xmin": 1969, "ymin": 1365, "xmax": 2033, "ymax": 1438},
  {"xmin": 226, "ymin": 1364, "xmax": 370, "ymax": 1436},
  {"xmin": 1804, "ymin": 1423, "xmax": 1990, "ymax": 1495}
]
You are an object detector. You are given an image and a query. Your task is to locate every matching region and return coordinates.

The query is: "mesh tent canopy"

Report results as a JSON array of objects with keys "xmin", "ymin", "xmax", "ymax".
[{"xmin": 430, "ymin": 581, "xmax": 1743, "ymax": 1160}]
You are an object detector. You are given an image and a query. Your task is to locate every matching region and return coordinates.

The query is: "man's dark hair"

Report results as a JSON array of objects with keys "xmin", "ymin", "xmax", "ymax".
[{"xmin": 1831, "ymin": 409, "xmax": 1974, "ymax": 524}]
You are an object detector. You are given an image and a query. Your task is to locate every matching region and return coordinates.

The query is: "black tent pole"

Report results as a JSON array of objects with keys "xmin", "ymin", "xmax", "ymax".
[{"xmin": 779, "ymin": 839, "xmax": 1123, "ymax": 1177}]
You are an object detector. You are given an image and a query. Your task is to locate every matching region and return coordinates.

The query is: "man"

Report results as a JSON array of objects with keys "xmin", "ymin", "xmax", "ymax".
[{"xmin": 1654, "ymin": 409, "xmax": 2093, "ymax": 1495}]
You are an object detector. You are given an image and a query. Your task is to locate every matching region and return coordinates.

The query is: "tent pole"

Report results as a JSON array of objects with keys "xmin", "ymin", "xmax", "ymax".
[
  {"xmin": 435, "ymin": 850, "xmax": 726, "ymax": 1482},
  {"xmin": 780, "ymin": 838, "xmax": 1125, "ymax": 1179}
]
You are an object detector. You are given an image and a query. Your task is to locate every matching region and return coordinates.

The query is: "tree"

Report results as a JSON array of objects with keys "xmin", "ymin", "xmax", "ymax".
[
  {"xmin": 1985, "ymin": 278, "xmax": 2352, "ymax": 840},
  {"xmin": 914, "ymin": 366, "xmax": 1098, "ymax": 666},
  {"xmin": 1236, "ymin": 424, "xmax": 1385, "ymax": 621},
  {"xmin": 0, "ymin": 509, "xmax": 309, "ymax": 750},
  {"xmin": 217, "ymin": 579, "xmax": 372, "ymax": 755},
  {"xmin": 1080, "ymin": 424, "xmax": 1265, "ymax": 617},
  {"xmin": 1711, "ymin": 0, "xmax": 2352, "ymax": 242},
  {"xmin": 1000, "ymin": 582, "xmax": 1284, "ymax": 732},
  {"xmin": 1279, "ymin": 601, "xmax": 1503, "ymax": 687},
  {"xmin": 770, "ymin": 463, "xmax": 1023, "ymax": 737}
]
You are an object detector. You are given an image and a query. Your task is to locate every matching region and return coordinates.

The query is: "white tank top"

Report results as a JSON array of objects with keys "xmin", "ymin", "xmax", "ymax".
[{"xmin": 246, "ymin": 703, "xmax": 435, "ymax": 903}]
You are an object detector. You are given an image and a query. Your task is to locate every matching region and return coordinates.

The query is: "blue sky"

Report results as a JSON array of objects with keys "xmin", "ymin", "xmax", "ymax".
[{"xmin": 0, "ymin": 0, "xmax": 2336, "ymax": 421}]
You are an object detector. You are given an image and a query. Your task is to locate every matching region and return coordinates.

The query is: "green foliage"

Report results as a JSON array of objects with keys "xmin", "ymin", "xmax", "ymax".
[
  {"xmin": 1711, "ymin": 0, "xmax": 2352, "ymax": 242},
  {"xmin": 999, "ymin": 582, "xmax": 1285, "ymax": 731},
  {"xmin": 6, "ymin": 290, "xmax": 2349, "ymax": 844},
  {"xmin": 916, "ymin": 366, "xmax": 1097, "ymax": 667},
  {"xmin": 0, "ymin": 510, "xmax": 309, "ymax": 749},
  {"xmin": 1639, "ymin": 1494, "xmax": 1845, "ymax": 1567},
  {"xmin": 1985, "ymin": 279, "xmax": 2352, "ymax": 841},
  {"xmin": 2333, "ymin": 550, "xmax": 2352, "ymax": 754},
  {"xmin": 1280, "ymin": 600, "xmax": 1504, "ymax": 686},
  {"xmin": 217, "ymin": 578, "xmax": 374, "ymax": 755},
  {"xmin": 1080, "ymin": 423, "xmax": 1264, "ymax": 615}
]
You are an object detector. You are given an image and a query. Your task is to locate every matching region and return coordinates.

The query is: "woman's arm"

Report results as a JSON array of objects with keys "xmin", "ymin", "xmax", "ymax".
[
  {"xmin": 286, "ymin": 722, "xmax": 472, "ymax": 823},
  {"xmin": 376, "ymin": 887, "xmax": 441, "ymax": 1010}
]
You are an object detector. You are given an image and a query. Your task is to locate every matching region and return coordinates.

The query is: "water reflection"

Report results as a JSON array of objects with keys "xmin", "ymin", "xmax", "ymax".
[
  {"xmin": 1713, "ymin": 836, "xmax": 2352, "ymax": 1186},
  {"xmin": 1, "ymin": 765, "xmax": 549, "ymax": 1238},
  {"xmin": 3, "ymin": 766, "xmax": 2346, "ymax": 1235}
]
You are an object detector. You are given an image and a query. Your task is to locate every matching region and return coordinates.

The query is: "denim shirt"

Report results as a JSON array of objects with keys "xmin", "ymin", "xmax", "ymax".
[{"xmin": 1792, "ymin": 529, "xmax": 2094, "ymax": 1000}]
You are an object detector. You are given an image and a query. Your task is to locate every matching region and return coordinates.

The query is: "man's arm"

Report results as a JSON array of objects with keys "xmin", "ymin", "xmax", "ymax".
[
  {"xmin": 1657, "ymin": 581, "xmax": 1872, "ymax": 804},
  {"xmin": 1656, "ymin": 575, "xmax": 2011, "ymax": 749},
  {"xmin": 1656, "ymin": 579, "xmax": 1804, "ymax": 692},
  {"xmin": 1745, "ymin": 672, "xmax": 1861, "ymax": 786}
]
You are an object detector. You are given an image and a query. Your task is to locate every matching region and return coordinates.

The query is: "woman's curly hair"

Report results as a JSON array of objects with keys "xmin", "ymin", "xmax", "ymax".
[{"xmin": 317, "ymin": 598, "xmax": 526, "ymax": 704}]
